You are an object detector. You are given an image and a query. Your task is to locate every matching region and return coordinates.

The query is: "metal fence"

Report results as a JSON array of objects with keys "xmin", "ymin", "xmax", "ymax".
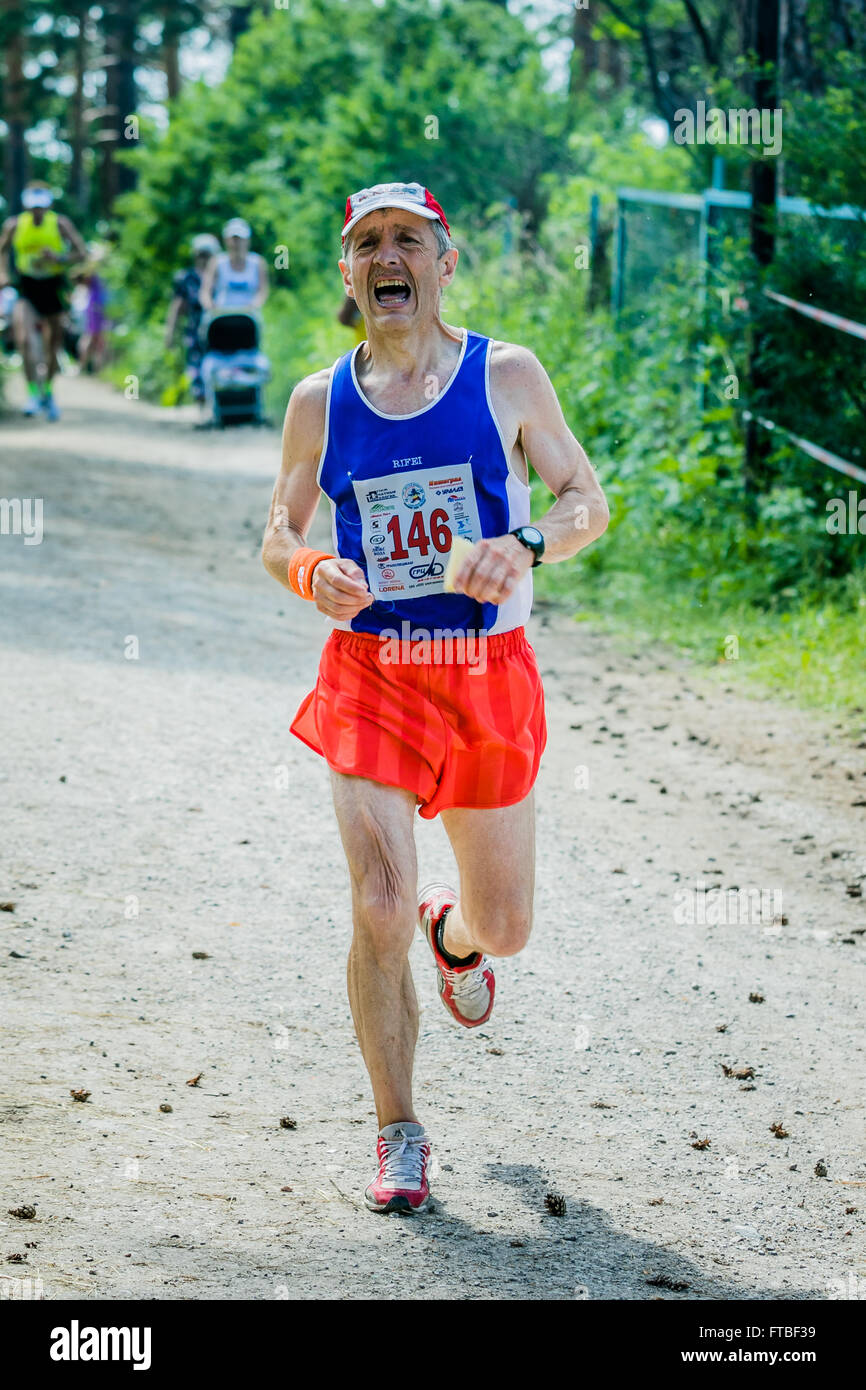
[{"xmin": 612, "ymin": 185, "xmax": 866, "ymax": 484}]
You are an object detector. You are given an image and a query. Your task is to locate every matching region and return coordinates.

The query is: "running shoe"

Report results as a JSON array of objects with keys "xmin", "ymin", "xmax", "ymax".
[
  {"xmin": 41, "ymin": 393, "xmax": 60, "ymax": 421},
  {"xmin": 418, "ymin": 881, "xmax": 495, "ymax": 1027},
  {"xmin": 21, "ymin": 396, "xmax": 40, "ymax": 417},
  {"xmin": 364, "ymin": 1121, "xmax": 431, "ymax": 1214}
]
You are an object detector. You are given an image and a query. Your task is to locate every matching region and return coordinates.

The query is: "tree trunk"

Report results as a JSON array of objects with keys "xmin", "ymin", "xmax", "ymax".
[
  {"xmin": 604, "ymin": 38, "xmax": 628, "ymax": 91},
  {"xmin": 69, "ymin": 11, "xmax": 89, "ymax": 214},
  {"xmin": 744, "ymin": 0, "xmax": 780, "ymax": 506},
  {"xmin": 1, "ymin": 0, "xmax": 28, "ymax": 213},
  {"xmin": 164, "ymin": 36, "xmax": 181, "ymax": 102},
  {"xmin": 100, "ymin": 0, "xmax": 140, "ymax": 214},
  {"xmin": 228, "ymin": 3, "xmax": 253, "ymax": 46},
  {"xmin": 569, "ymin": 4, "xmax": 597, "ymax": 99}
]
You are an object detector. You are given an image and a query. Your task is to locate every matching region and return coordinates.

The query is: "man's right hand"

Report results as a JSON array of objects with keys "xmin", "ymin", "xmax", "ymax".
[{"xmin": 311, "ymin": 556, "xmax": 373, "ymax": 620}]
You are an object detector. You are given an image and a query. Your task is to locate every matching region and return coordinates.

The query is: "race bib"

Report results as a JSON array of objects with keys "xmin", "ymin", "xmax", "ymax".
[{"xmin": 353, "ymin": 463, "xmax": 482, "ymax": 600}]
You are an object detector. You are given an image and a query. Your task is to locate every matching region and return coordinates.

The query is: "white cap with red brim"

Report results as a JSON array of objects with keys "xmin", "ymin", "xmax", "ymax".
[{"xmin": 342, "ymin": 182, "xmax": 450, "ymax": 242}]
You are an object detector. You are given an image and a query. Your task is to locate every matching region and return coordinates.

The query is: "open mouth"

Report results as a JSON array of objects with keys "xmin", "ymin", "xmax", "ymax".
[{"xmin": 373, "ymin": 277, "xmax": 411, "ymax": 307}]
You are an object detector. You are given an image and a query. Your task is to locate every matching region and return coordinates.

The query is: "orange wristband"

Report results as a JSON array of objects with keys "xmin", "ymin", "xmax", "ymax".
[{"xmin": 287, "ymin": 547, "xmax": 334, "ymax": 600}]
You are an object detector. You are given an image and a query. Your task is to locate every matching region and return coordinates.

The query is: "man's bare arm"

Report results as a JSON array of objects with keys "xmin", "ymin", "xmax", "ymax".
[
  {"xmin": 57, "ymin": 215, "xmax": 88, "ymax": 267},
  {"xmin": 498, "ymin": 343, "xmax": 609, "ymax": 560},
  {"xmin": 261, "ymin": 372, "xmax": 373, "ymax": 620},
  {"xmin": 453, "ymin": 343, "xmax": 609, "ymax": 604},
  {"xmin": 253, "ymin": 254, "xmax": 269, "ymax": 309},
  {"xmin": 164, "ymin": 296, "xmax": 183, "ymax": 348},
  {"xmin": 198, "ymin": 256, "xmax": 217, "ymax": 311},
  {"xmin": 0, "ymin": 217, "xmax": 16, "ymax": 284}
]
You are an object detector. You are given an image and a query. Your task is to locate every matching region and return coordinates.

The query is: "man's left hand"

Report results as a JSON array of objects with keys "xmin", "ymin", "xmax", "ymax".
[{"xmin": 450, "ymin": 534, "xmax": 534, "ymax": 605}]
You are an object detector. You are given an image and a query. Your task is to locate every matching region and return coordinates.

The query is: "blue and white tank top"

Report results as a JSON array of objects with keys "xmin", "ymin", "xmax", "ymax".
[
  {"xmin": 317, "ymin": 329, "xmax": 532, "ymax": 637},
  {"xmin": 212, "ymin": 253, "xmax": 260, "ymax": 307}
]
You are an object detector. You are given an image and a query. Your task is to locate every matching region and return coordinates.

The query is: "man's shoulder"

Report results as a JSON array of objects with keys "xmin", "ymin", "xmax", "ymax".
[
  {"xmin": 286, "ymin": 366, "xmax": 332, "ymax": 428},
  {"xmin": 282, "ymin": 367, "xmax": 334, "ymax": 464},
  {"xmin": 487, "ymin": 338, "xmax": 548, "ymax": 399},
  {"xmin": 488, "ymin": 337, "xmax": 544, "ymax": 377},
  {"xmin": 292, "ymin": 365, "xmax": 332, "ymax": 403}
]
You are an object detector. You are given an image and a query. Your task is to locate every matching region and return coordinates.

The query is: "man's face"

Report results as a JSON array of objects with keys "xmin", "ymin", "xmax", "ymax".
[
  {"xmin": 340, "ymin": 209, "xmax": 457, "ymax": 327},
  {"xmin": 225, "ymin": 235, "xmax": 248, "ymax": 255}
]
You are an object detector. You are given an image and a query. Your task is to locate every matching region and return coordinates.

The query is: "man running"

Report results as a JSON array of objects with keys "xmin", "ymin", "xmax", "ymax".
[
  {"xmin": 0, "ymin": 181, "xmax": 87, "ymax": 419},
  {"xmin": 262, "ymin": 182, "xmax": 609, "ymax": 1214}
]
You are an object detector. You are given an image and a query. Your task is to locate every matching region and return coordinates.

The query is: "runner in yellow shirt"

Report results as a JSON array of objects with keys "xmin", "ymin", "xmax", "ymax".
[{"xmin": 0, "ymin": 181, "xmax": 87, "ymax": 419}]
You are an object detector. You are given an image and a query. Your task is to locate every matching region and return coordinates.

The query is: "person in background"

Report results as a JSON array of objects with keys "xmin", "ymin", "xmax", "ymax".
[
  {"xmin": 0, "ymin": 180, "xmax": 87, "ymax": 419},
  {"xmin": 337, "ymin": 292, "xmax": 366, "ymax": 345},
  {"xmin": 76, "ymin": 261, "xmax": 109, "ymax": 373},
  {"xmin": 165, "ymin": 233, "xmax": 220, "ymax": 402},
  {"xmin": 199, "ymin": 218, "xmax": 269, "ymax": 312}
]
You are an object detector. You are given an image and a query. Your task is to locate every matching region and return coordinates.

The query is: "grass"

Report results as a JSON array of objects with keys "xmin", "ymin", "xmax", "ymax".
[{"xmin": 537, "ymin": 560, "xmax": 866, "ymax": 717}]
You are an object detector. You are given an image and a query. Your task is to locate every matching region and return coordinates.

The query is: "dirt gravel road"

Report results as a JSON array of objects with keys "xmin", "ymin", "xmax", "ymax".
[{"xmin": 1, "ymin": 376, "xmax": 864, "ymax": 1301}]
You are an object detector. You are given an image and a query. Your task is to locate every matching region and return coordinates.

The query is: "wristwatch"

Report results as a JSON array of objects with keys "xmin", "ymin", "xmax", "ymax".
[{"xmin": 510, "ymin": 525, "xmax": 545, "ymax": 566}]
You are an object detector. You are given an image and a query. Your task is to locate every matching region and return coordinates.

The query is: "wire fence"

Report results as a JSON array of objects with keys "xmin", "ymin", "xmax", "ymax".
[{"xmin": 612, "ymin": 185, "xmax": 866, "ymax": 486}]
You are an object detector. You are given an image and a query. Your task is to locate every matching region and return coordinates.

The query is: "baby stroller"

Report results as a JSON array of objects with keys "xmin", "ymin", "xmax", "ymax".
[
  {"xmin": 0, "ymin": 285, "xmax": 18, "ymax": 356},
  {"xmin": 199, "ymin": 308, "xmax": 270, "ymax": 426}
]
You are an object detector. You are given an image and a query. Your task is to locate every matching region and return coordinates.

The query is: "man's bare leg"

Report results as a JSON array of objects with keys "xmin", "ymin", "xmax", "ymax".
[
  {"xmin": 44, "ymin": 314, "xmax": 64, "ymax": 386},
  {"xmin": 438, "ymin": 794, "xmax": 536, "ymax": 960},
  {"xmin": 12, "ymin": 298, "xmax": 45, "ymax": 388},
  {"xmin": 329, "ymin": 770, "xmax": 421, "ymax": 1128}
]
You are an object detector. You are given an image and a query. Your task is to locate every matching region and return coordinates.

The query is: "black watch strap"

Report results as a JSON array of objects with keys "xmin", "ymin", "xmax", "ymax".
[{"xmin": 510, "ymin": 526, "xmax": 545, "ymax": 566}]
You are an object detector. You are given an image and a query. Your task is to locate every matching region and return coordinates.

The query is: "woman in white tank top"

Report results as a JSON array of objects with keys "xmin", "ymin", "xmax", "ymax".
[{"xmin": 200, "ymin": 217, "xmax": 269, "ymax": 311}]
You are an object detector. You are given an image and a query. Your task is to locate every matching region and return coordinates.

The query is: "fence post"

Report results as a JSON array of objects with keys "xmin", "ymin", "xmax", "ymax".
[
  {"xmin": 696, "ymin": 192, "xmax": 710, "ymax": 410},
  {"xmin": 502, "ymin": 195, "xmax": 517, "ymax": 259},
  {"xmin": 587, "ymin": 192, "xmax": 608, "ymax": 313},
  {"xmin": 612, "ymin": 195, "xmax": 625, "ymax": 321},
  {"xmin": 744, "ymin": 0, "xmax": 780, "ymax": 509}
]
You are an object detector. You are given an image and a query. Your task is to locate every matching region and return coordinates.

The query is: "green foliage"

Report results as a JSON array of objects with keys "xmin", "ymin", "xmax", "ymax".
[
  {"xmin": 444, "ymin": 234, "xmax": 864, "ymax": 708},
  {"xmin": 111, "ymin": 0, "xmax": 568, "ymax": 324},
  {"xmin": 785, "ymin": 52, "xmax": 866, "ymax": 212},
  {"xmin": 102, "ymin": 323, "xmax": 188, "ymax": 405},
  {"xmin": 693, "ymin": 52, "xmax": 866, "ymax": 496}
]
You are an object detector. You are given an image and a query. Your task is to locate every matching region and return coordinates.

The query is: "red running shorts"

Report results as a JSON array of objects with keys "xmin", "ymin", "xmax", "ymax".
[{"xmin": 290, "ymin": 626, "xmax": 546, "ymax": 819}]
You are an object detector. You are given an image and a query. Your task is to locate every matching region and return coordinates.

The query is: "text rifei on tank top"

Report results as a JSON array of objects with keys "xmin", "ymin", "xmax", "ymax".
[{"xmin": 319, "ymin": 329, "xmax": 532, "ymax": 638}]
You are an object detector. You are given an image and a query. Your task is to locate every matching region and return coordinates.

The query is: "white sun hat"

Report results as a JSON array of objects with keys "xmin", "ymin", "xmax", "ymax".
[
  {"xmin": 22, "ymin": 185, "xmax": 54, "ymax": 210},
  {"xmin": 192, "ymin": 233, "xmax": 220, "ymax": 255}
]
